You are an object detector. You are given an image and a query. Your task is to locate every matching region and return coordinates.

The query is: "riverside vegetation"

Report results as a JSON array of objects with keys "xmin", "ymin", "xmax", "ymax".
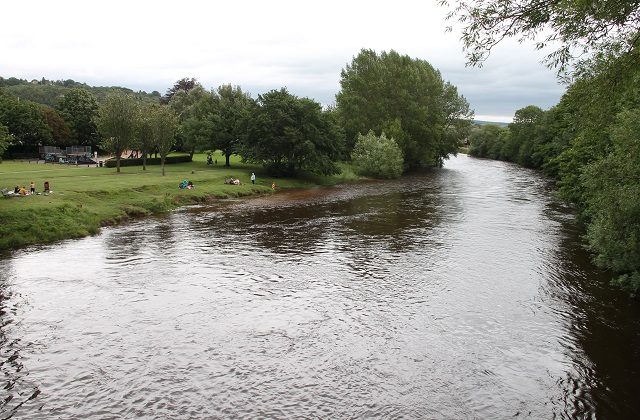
[{"xmin": 0, "ymin": 154, "xmax": 359, "ymax": 251}]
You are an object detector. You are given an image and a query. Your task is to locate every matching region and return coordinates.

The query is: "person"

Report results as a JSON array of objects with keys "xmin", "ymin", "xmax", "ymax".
[
  {"xmin": 271, "ymin": 182, "xmax": 276, "ymax": 190},
  {"xmin": 18, "ymin": 186, "xmax": 27, "ymax": 195},
  {"xmin": 14, "ymin": 185, "xmax": 20, "ymax": 194},
  {"xmin": 187, "ymin": 181, "xmax": 194, "ymax": 189},
  {"xmin": 44, "ymin": 181, "xmax": 50, "ymax": 193},
  {"xmin": 30, "ymin": 182, "xmax": 35, "ymax": 194},
  {"xmin": 207, "ymin": 155, "xmax": 213, "ymax": 165},
  {"xmin": 179, "ymin": 180, "xmax": 188, "ymax": 189},
  {"xmin": 251, "ymin": 173, "xmax": 255, "ymax": 184}
]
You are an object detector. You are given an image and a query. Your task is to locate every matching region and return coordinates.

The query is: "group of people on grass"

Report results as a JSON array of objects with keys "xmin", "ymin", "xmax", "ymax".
[
  {"xmin": 179, "ymin": 180, "xmax": 195, "ymax": 189},
  {"xmin": 225, "ymin": 173, "xmax": 256, "ymax": 186},
  {"xmin": 12, "ymin": 181, "xmax": 50, "ymax": 196},
  {"xmin": 177, "ymin": 172, "xmax": 260, "ymax": 189}
]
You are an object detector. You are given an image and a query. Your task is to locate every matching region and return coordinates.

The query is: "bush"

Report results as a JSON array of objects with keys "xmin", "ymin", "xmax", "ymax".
[
  {"xmin": 351, "ymin": 130, "xmax": 404, "ymax": 179},
  {"xmin": 104, "ymin": 155, "xmax": 192, "ymax": 168}
]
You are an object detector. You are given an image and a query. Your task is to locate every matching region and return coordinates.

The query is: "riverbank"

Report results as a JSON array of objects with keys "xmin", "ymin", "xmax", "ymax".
[{"xmin": 0, "ymin": 153, "xmax": 359, "ymax": 251}]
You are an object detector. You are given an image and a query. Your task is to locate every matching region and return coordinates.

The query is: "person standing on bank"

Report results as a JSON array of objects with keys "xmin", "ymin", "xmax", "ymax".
[
  {"xmin": 251, "ymin": 173, "xmax": 255, "ymax": 184},
  {"xmin": 30, "ymin": 181, "xmax": 35, "ymax": 194}
]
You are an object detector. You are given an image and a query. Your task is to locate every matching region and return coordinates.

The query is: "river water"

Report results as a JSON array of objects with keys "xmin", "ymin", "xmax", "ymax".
[{"xmin": 1, "ymin": 154, "xmax": 639, "ymax": 419}]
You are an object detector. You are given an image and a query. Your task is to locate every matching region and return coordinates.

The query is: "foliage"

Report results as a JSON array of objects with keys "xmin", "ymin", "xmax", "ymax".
[
  {"xmin": 96, "ymin": 92, "xmax": 140, "ymax": 173},
  {"xmin": 160, "ymin": 77, "xmax": 200, "ymax": 105},
  {"xmin": 209, "ymin": 84, "xmax": 255, "ymax": 166},
  {"xmin": 242, "ymin": 88, "xmax": 344, "ymax": 177},
  {"xmin": 351, "ymin": 130, "xmax": 404, "ymax": 179},
  {"xmin": 336, "ymin": 49, "xmax": 473, "ymax": 169},
  {"xmin": 56, "ymin": 88, "xmax": 99, "ymax": 146},
  {"xmin": 507, "ymin": 105, "xmax": 545, "ymax": 167},
  {"xmin": 468, "ymin": 123, "xmax": 508, "ymax": 159},
  {"xmin": 441, "ymin": 0, "xmax": 640, "ymax": 80},
  {"xmin": 1, "ymin": 78, "xmax": 160, "ymax": 107},
  {"xmin": 103, "ymin": 154, "xmax": 191, "ymax": 168},
  {"xmin": 42, "ymin": 107, "xmax": 71, "ymax": 146},
  {"xmin": 0, "ymin": 124, "xmax": 9, "ymax": 161},
  {"xmin": 168, "ymin": 84, "xmax": 209, "ymax": 157},
  {"xmin": 0, "ymin": 89, "xmax": 52, "ymax": 147},
  {"xmin": 581, "ymin": 109, "xmax": 640, "ymax": 297},
  {"xmin": 136, "ymin": 103, "xmax": 157, "ymax": 170},
  {"xmin": 150, "ymin": 105, "xmax": 179, "ymax": 176}
]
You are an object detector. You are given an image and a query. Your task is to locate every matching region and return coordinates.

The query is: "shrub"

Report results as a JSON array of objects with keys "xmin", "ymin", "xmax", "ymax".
[
  {"xmin": 104, "ymin": 155, "xmax": 192, "ymax": 168},
  {"xmin": 351, "ymin": 130, "xmax": 404, "ymax": 179}
]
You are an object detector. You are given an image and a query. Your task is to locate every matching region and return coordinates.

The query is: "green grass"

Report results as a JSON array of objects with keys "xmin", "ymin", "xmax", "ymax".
[{"xmin": 0, "ymin": 153, "xmax": 359, "ymax": 251}]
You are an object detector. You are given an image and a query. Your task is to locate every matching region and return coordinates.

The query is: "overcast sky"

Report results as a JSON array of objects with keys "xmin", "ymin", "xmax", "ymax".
[{"xmin": 1, "ymin": 0, "xmax": 566, "ymax": 122}]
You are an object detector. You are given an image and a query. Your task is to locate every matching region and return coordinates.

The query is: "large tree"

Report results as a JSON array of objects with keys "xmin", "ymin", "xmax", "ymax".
[
  {"xmin": 0, "ymin": 90, "xmax": 52, "ymax": 147},
  {"xmin": 95, "ymin": 92, "xmax": 140, "ymax": 173},
  {"xmin": 56, "ymin": 88, "xmax": 99, "ymax": 146},
  {"xmin": 168, "ymin": 83, "xmax": 207, "ymax": 157},
  {"xmin": 336, "ymin": 49, "xmax": 472, "ymax": 169},
  {"xmin": 440, "ymin": 0, "xmax": 640, "ymax": 80},
  {"xmin": 209, "ymin": 84, "xmax": 255, "ymax": 166},
  {"xmin": 242, "ymin": 88, "xmax": 343, "ymax": 177}
]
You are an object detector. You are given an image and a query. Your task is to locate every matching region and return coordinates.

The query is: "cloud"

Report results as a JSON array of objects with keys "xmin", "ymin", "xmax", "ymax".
[{"xmin": 1, "ymin": 0, "xmax": 566, "ymax": 122}]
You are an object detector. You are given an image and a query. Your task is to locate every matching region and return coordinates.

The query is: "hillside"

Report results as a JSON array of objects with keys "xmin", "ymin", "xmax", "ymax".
[{"xmin": 0, "ymin": 76, "xmax": 161, "ymax": 107}]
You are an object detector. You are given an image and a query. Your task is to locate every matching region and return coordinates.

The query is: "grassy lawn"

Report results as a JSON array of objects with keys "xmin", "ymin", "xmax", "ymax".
[{"xmin": 0, "ymin": 153, "xmax": 358, "ymax": 251}]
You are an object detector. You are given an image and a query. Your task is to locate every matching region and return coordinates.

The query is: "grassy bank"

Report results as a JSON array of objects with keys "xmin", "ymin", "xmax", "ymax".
[{"xmin": 0, "ymin": 154, "xmax": 358, "ymax": 251}]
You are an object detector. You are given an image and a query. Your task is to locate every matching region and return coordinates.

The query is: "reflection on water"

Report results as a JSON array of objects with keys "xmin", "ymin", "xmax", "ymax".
[{"xmin": 1, "ymin": 154, "xmax": 639, "ymax": 419}]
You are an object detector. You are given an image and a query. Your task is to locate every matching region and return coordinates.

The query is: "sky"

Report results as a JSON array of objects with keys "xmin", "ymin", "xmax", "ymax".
[{"xmin": 1, "ymin": 0, "xmax": 566, "ymax": 123}]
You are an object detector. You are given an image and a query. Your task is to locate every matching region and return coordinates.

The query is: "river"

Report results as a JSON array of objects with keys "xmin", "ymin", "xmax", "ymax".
[{"xmin": 1, "ymin": 154, "xmax": 639, "ymax": 419}]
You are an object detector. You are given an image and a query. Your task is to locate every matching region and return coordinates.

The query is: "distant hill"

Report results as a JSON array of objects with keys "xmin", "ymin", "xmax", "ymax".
[
  {"xmin": 0, "ymin": 76, "xmax": 161, "ymax": 108},
  {"xmin": 474, "ymin": 120, "xmax": 509, "ymax": 126}
]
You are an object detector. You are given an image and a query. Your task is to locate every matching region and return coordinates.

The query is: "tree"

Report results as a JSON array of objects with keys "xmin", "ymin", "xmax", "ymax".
[
  {"xmin": 352, "ymin": 130, "xmax": 404, "ymax": 179},
  {"xmin": 42, "ymin": 107, "xmax": 71, "ymax": 146},
  {"xmin": 468, "ymin": 123, "xmax": 507, "ymax": 159},
  {"xmin": 95, "ymin": 93, "xmax": 140, "ymax": 173},
  {"xmin": 336, "ymin": 49, "xmax": 472, "ymax": 169},
  {"xmin": 582, "ymin": 109, "xmax": 640, "ymax": 297},
  {"xmin": 209, "ymin": 84, "xmax": 255, "ymax": 166},
  {"xmin": 440, "ymin": 0, "xmax": 640, "ymax": 80},
  {"xmin": 0, "ymin": 124, "xmax": 9, "ymax": 161},
  {"xmin": 56, "ymin": 88, "xmax": 99, "ymax": 146},
  {"xmin": 0, "ymin": 90, "xmax": 52, "ymax": 147},
  {"xmin": 168, "ymin": 84, "xmax": 208, "ymax": 158},
  {"xmin": 242, "ymin": 88, "xmax": 343, "ymax": 177},
  {"xmin": 150, "ymin": 105, "xmax": 178, "ymax": 176},
  {"xmin": 136, "ymin": 103, "xmax": 157, "ymax": 170},
  {"xmin": 160, "ymin": 77, "xmax": 200, "ymax": 105},
  {"xmin": 507, "ymin": 105, "xmax": 545, "ymax": 167}
]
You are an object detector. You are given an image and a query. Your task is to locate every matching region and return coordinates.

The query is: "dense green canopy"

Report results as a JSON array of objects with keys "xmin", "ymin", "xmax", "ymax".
[{"xmin": 336, "ymin": 49, "xmax": 472, "ymax": 169}]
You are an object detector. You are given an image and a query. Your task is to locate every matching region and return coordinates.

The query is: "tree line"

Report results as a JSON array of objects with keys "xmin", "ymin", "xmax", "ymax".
[
  {"xmin": 445, "ymin": 0, "xmax": 640, "ymax": 297},
  {"xmin": 1, "ymin": 49, "xmax": 473, "ymax": 180}
]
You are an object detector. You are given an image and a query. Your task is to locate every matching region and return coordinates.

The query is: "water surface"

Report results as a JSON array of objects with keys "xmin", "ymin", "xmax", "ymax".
[{"xmin": 2, "ymin": 154, "xmax": 639, "ymax": 419}]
